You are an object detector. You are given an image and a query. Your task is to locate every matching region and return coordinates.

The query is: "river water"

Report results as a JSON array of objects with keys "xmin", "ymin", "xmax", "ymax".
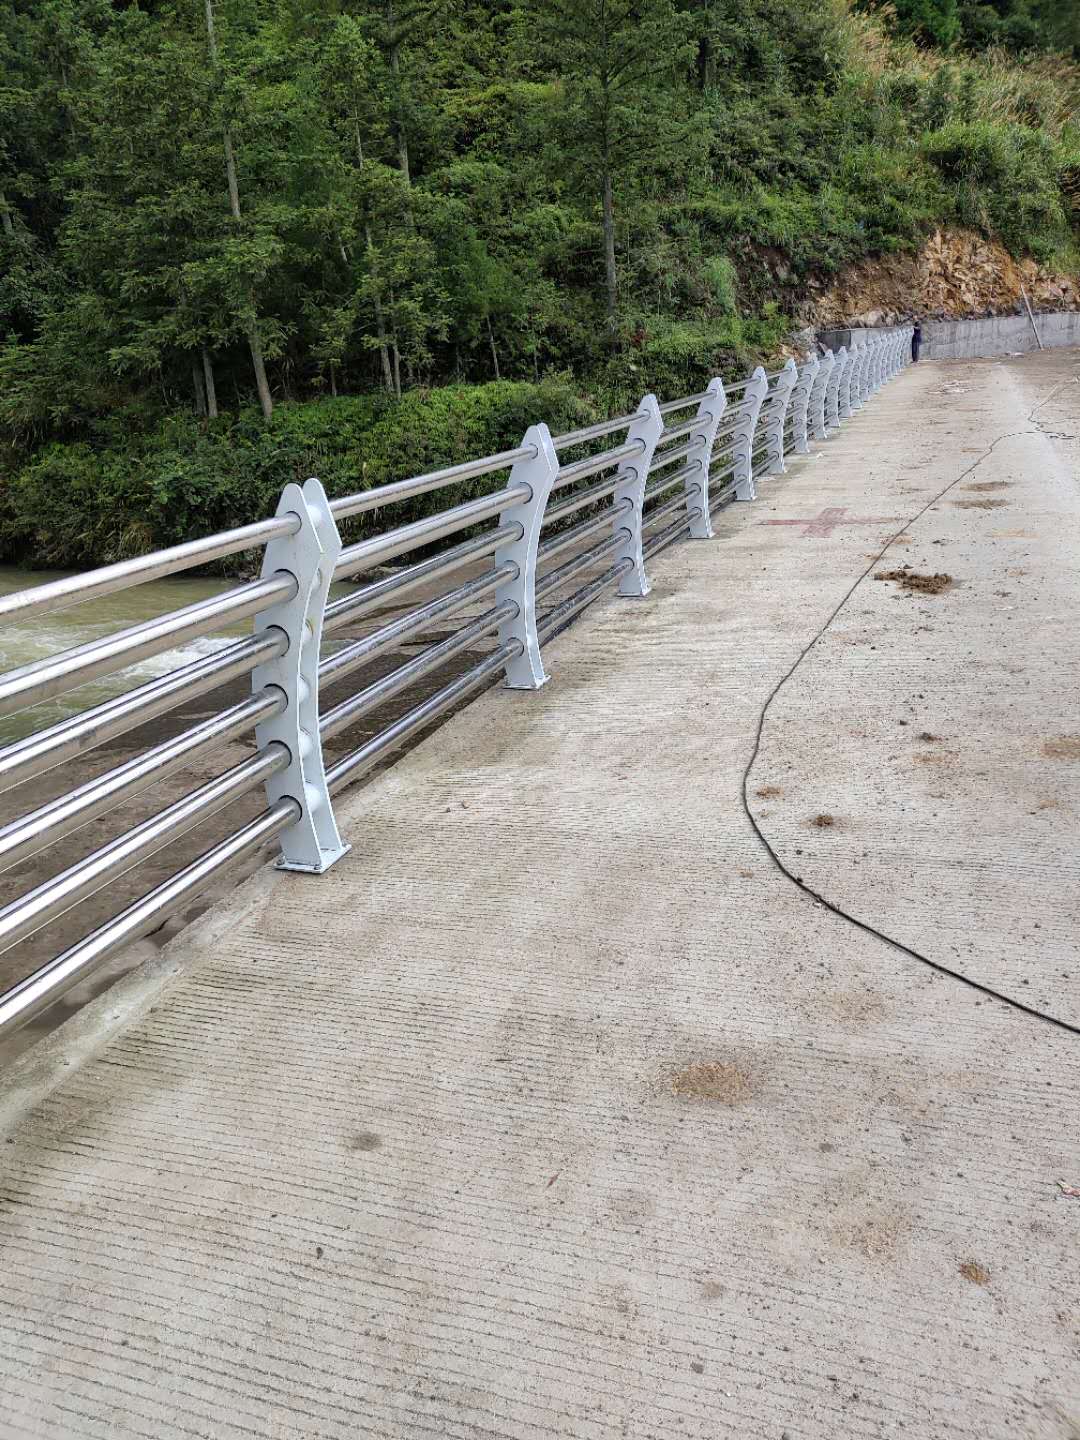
[{"xmin": 0, "ymin": 564, "xmax": 244, "ymax": 743}]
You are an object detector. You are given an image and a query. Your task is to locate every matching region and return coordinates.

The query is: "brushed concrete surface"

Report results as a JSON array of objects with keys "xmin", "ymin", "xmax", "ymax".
[{"xmin": 1, "ymin": 352, "xmax": 1078, "ymax": 1440}]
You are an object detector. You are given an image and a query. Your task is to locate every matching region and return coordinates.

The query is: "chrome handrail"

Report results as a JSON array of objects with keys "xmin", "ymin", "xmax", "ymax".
[{"xmin": 0, "ymin": 326, "xmax": 914, "ymax": 1041}]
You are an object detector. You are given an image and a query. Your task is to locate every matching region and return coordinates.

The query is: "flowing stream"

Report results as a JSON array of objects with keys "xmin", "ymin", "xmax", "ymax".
[
  {"xmin": 0, "ymin": 565, "xmax": 243, "ymax": 743},
  {"xmin": 0, "ymin": 564, "xmax": 368, "ymax": 744}
]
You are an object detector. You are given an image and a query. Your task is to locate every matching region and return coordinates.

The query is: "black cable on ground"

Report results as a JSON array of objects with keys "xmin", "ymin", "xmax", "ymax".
[{"xmin": 741, "ymin": 377, "xmax": 1080, "ymax": 1039}]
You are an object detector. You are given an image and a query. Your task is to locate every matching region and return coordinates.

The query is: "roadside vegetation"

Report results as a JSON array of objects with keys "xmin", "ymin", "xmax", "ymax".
[{"xmin": 2, "ymin": 0, "xmax": 1079, "ymax": 567}]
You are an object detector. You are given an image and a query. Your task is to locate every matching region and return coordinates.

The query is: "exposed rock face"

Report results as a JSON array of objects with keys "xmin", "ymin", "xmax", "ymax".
[{"xmin": 805, "ymin": 228, "xmax": 1079, "ymax": 326}]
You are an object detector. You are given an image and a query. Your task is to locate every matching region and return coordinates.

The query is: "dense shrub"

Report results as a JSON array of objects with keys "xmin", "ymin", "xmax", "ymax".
[{"xmin": 0, "ymin": 379, "xmax": 593, "ymax": 569}]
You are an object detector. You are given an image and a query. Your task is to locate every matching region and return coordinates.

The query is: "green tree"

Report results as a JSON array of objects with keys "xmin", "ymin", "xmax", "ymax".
[
  {"xmin": 856, "ymin": 0, "xmax": 961, "ymax": 47},
  {"xmin": 520, "ymin": 0, "xmax": 699, "ymax": 347}
]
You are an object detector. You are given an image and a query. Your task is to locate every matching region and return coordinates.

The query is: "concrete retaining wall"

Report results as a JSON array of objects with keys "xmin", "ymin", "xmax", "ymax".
[
  {"xmin": 820, "ymin": 312, "xmax": 1080, "ymax": 363},
  {"xmin": 921, "ymin": 310, "xmax": 1080, "ymax": 359}
]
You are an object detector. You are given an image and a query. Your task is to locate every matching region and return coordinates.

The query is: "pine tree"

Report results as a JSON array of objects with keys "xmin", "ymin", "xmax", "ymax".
[{"xmin": 519, "ymin": 0, "xmax": 698, "ymax": 347}]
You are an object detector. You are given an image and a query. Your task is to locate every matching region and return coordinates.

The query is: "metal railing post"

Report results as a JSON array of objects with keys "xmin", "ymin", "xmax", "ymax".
[
  {"xmin": 252, "ymin": 478, "xmax": 349, "ymax": 874},
  {"xmin": 684, "ymin": 378, "xmax": 726, "ymax": 539},
  {"xmin": 734, "ymin": 367, "xmax": 768, "ymax": 500},
  {"xmin": 761, "ymin": 359, "xmax": 797, "ymax": 474},
  {"xmin": 854, "ymin": 342, "xmax": 867, "ymax": 399},
  {"xmin": 838, "ymin": 346, "xmax": 856, "ymax": 420},
  {"xmin": 495, "ymin": 424, "xmax": 560, "ymax": 688},
  {"xmin": 825, "ymin": 347, "xmax": 844, "ymax": 431},
  {"xmin": 810, "ymin": 350, "xmax": 833, "ymax": 440},
  {"xmin": 853, "ymin": 342, "xmax": 870, "ymax": 406},
  {"xmin": 615, "ymin": 395, "xmax": 664, "ymax": 596},
  {"xmin": 787, "ymin": 355, "xmax": 817, "ymax": 455},
  {"xmin": 875, "ymin": 337, "xmax": 887, "ymax": 389}
]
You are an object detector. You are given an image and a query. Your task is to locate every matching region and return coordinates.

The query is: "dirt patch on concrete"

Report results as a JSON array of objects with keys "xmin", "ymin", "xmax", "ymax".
[
  {"xmin": 811, "ymin": 813, "xmax": 837, "ymax": 828},
  {"xmin": 954, "ymin": 498, "xmax": 1007, "ymax": 510},
  {"xmin": 959, "ymin": 1260, "xmax": 991, "ymax": 1286},
  {"xmin": 670, "ymin": 1061, "xmax": 754, "ymax": 1105},
  {"xmin": 755, "ymin": 785, "xmax": 783, "ymax": 799},
  {"xmin": 818, "ymin": 990, "xmax": 889, "ymax": 1026},
  {"xmin": 875, "ymin": 568, "xmax": 954, "ymax": 596},
  {"xmin": 965, "ymin": 481, "xmax": 1010, "ymax": 492},
  {"xmin": 346, "ymin": 1132, "xmax": 383, "ymax": 1153},
  {"xmin": 1042, "ymin": 736, "xmax": 1080, "ymax": 760},
  {"xmin": 847, "ymin": 1217, "xmax": 907, "ymax": 1263}
]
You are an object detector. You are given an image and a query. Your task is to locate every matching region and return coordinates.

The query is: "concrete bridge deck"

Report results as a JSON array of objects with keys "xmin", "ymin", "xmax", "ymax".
[{"xmin": 2, "ymin": 352, "xmax": 1079, "ymax": 1439}]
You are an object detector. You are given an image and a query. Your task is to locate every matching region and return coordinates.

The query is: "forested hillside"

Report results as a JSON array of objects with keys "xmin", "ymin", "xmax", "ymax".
[{"xmin": 2, "ymin": 0, "xmax": 1080, "ymax": 567}]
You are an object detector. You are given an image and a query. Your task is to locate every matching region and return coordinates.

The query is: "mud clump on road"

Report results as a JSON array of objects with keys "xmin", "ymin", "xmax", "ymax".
[
  {"xmin": 811, "ymin": 813, "xmax": 836, "ymax": 828},
  {"xmin": 670, "ymin": 1061, "xmax": 754, "ymax": 1105},
  {"xmin": 954, "ymin": 498, "xmax": 1006, "ymax": 510},
  {"xmin": 958, "ymin": 1260, "xmax": 991, "ymax": 1286},
  {"xmin": 1042, "ymin": 736, "xmax": 1080, "ymax": 760},
  {"xmin": 965, "ymin": 480, "xmax": 1009, "ymax": 492},
  {"xmin": 874, "ymin": 566, "xmax": 954, "ymax": 596},
  {"xmin": 755, "ymin": 785, "xmax": 783, "ymax": 799}
]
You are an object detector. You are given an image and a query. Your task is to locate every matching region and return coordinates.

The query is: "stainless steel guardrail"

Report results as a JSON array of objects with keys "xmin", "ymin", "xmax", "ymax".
[{"xmin": 0, "ymin": 327, "xmax": 913, "ymax": 1039}]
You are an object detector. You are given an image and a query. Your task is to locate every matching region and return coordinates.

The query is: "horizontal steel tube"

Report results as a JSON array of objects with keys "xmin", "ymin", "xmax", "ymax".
[
  {"xmin": 658, "ymin": 391, "xmax": 709, "ymax": 416},
  {"xmin": 710, "ymin": 459, "xmax": 738, "ymax": 484},
  {"xmin": 333, "ymin": 487, "xmax": 528, "ymax": 582},
  {"xmin": 0, "ymin": 689, "xmax": 283, "ymax": 875},
  {"xmin": 320, "ymin": 602, "xmax": 516, "ymax": 743},
  {"xmin": 542, "ymin": 474, "xmax": 622, "ymax": 529},
  {"xmin": 648, "ymin": 438, "xmax": 697, "ymax": 473},
  {"xmin": 656, "ymin": 414, "xmax": 708, "ymax": 445},
  {"xmin": 643, "ymin": 513, "xmax": 695, "ymax": 559},
  {"xmin": 0, "ymin": 517, "xmax": 301, "ymax": 625},
  {"xmin": 552, "ymin": 413, "xmax": 639, "ymax": 450},
  {"xmin": 537, "ymin": 560, "xmax": 633, "ymax": 644},
  {"xmin": 323, "ymin": 524, "xmax": 520, "ymax": 636},
  {"xmin": 537, "ymin": 499, "xmax": 632, "ymax": 564},
  {"xmin": 536, "ymin": 528, "xmax": 630, "ymax": 601},
  {"xmin": 0, "ymin": 629, "xmax": 286, "ymax": 796},
  {"xmin": 643, "ymin": 489, "xmax": 696, "ymax": 531},
  {"xmin": 0, "ymin": 799, "xmax": 299, "ymax": 1038},
  {"xmin": 329, "ymin": 446, "xmax": 536, "ymax": 522},
  {"xmin": 320, "ymin": 565, "xmax": 516, "ymax": 691},
  {"xmin": 327, "ymin": 642, "xmax": 522, "ymax": 796},
  {"xmin": 0, "ymin": 745, "xmax": 288, "ymax": 956},
  {"xmin": 0, "ymin": 574, "xmax": 295, "ymax": 720},
  {"xmin": 552, "ymin": 439, "xmax": 644, "ymax": 492},
  {"xmin": 644, "ymin": 462, "xmax": 700, "ymax": 506},
  {"xmin": 711, "ymin": 425, "xmax": 753, "ymax": 453},
  {"xmin": 709, "ymin": 478, "xmax": 740, "ymax": 510},
  {"xmin": 713, "ymin": 407, "xmax": 755, "ymax": 438},
  {"xmin": 724, "ymin": 377, "xmax": 752, "ymax": 392}
]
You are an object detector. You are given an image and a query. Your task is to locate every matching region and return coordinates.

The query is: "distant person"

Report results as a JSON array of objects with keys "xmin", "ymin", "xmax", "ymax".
[{"xmin": 911, "ymin": 322, "xmax": 922, "ymax": 362}]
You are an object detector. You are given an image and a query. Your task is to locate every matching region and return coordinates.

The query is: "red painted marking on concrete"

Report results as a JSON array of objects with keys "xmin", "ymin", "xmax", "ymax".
[{"xmin": 760, "ymin": 506, "xmax": 902, "ymax": 538}]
